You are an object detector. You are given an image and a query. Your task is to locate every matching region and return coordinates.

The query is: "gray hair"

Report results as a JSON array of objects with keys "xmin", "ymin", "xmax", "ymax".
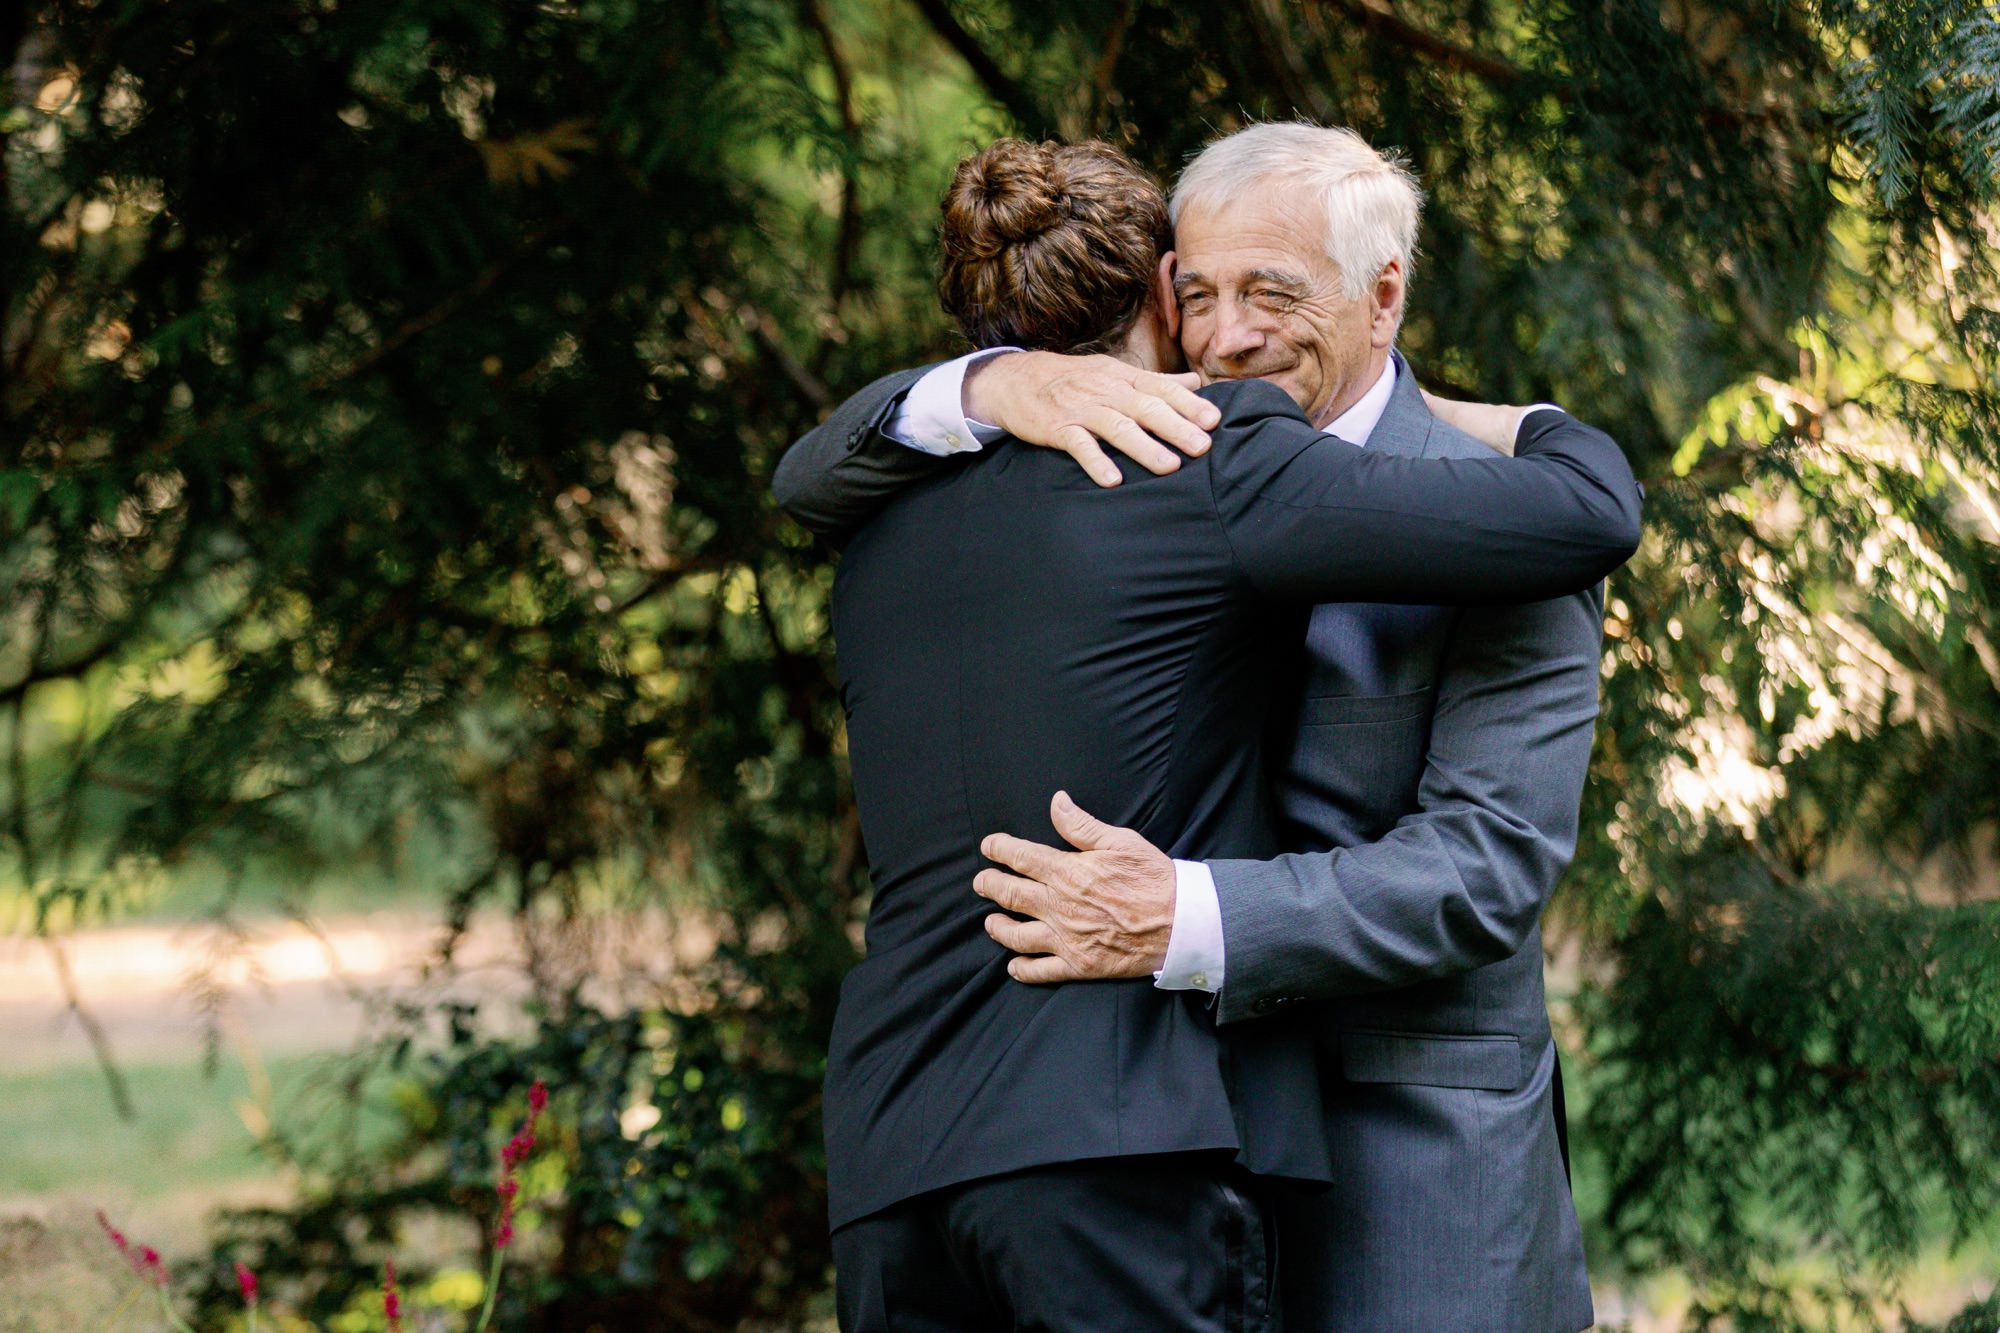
[{"xmin": 1169, "ymin": 121, "xmax": 1424, "ymax": 303}]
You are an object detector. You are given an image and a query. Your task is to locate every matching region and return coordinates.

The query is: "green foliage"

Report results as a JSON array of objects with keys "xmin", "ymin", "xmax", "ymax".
[
  {"xmin": 183, "ymin": 997, "xmax": 833, "ymax": 1330},
  {"xmin": 4, "ymin": 0, "xmax": 1998, "ymax": 1326},
  {"xmin": 1583, "ymin": 863, "xmax": 2000, "ymax": 1284}
]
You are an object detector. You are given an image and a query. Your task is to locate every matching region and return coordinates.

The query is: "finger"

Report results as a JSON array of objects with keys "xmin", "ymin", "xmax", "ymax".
[
  {"xmin": 972, "ymin": 868, "xmax": 1048, "ymax": 915},
  {"xmin": 984, "ymin": 913, "xmax": 1061, "ymax": 956},
  {"xmin": 1053, "ymin": 424, "xmax": 1123, "ymax": 488},
  {"xmin": 1049, "ymin": 789, "xmax": 1125, "ymax": 852},
  {"xmin": 1137, "ymin": 372, "xmax": 1222, "ymax": 433},
  {"xmin": 980, "ymin": 832, "xmax": 1067, "ymax": 882},
  {"xmin": 1008, "ymin": 953, "xmax": 1085, "ymax": 985},
  {"xmin": 1081, "ymin": 405, "xmax": 1181, "ymax": 477},
  {"xmin": 1122, "ymin": 388, "xmax": 1212, "ymax": 460}
]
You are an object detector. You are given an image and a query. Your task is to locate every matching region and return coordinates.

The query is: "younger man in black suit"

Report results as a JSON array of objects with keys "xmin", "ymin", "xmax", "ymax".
[{"xmin": 790, "ymin": 138, "xmax": 1641, "ymax": 1333}]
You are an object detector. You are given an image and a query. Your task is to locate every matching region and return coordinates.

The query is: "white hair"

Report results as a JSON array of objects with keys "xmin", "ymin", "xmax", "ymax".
[{"xmin": 1169, "ymin": 121, "xmax": 1425, "ymax": 303}]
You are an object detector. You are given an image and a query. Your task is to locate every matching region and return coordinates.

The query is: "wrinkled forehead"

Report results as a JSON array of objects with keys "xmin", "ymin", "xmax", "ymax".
[{"xmin": 1170, "ymin": 183, "xmax": 1335, "ymax": 287}]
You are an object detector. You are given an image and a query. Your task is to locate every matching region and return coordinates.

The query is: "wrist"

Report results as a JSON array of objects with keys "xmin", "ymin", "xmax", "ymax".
[{"xmin": 961, "ymin": 350, "xmax": 1024, "ymax": 428}]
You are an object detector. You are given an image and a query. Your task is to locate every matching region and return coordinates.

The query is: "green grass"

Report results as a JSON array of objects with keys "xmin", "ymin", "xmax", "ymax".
[{"xmin": 0, "ymin": 1052, "xmax": 406, "ymax": 1231}]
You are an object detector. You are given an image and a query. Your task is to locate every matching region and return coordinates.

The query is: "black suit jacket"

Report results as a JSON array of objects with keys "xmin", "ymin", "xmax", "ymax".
[{"xmin": 810, "ymin": 375, "xmax": 1642, "ymax": 1229}]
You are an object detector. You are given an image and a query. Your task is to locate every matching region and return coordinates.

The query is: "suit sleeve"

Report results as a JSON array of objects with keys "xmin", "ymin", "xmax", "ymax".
[
  {"xmin": 1203, "ymin": 378, "xmax": 1643, "ymax": 605},
  {"xmin": 771, "ymin": 364, "xmax": 952, "ymax": 543},
  {"xmin": 1207, "ymin": 584, "xmax": 1607, "ymax": 1024}
]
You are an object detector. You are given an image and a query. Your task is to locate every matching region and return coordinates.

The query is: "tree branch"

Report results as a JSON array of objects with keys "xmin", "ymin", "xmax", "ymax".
[
  {"xmin": 41, "ymin": 932, "xmax": 137, "ymax": 1120},
  {"xmin": 139, "ymin": 210, "xmax": 580, "ymax": 465},
  {"xmin": 1246, "ymin": 0, "xmax": 1342, "ymax": 125},
  {"xmin": 10, "ymin": 678, "xmax": 136, "ymax": 1121},
  {"xmin": 1319, "ymin": 0, "xmax": 1553, "ymax": 94},
  {"xmin": 0, "ymin": 11, "xmax": 39, "ymax": 354},
  {"xmin": 0, "ymin": 519, "xmax": 202, "ymax": 707},
  {"xmin": 1086, "ymin": 0, "xmax": 1138, "ymax": 136},
  {"xmin": 743, "ymin": 303, "xmax": 830, "ymax": 412},
  {"xmin": 906, "ymin": 0, "xmax": 1055, "ymax": 134},
  {"xmin": 800, "ymin": 0, "xmax": 863, "ymax": 324},
  {"xmin": 1723, "ymin": 1013, "xmax": 1997, "ymax": 1089},
  {"xmin": 1312, "ymin": 0, "xmax": 1781, "ymax": 134}
]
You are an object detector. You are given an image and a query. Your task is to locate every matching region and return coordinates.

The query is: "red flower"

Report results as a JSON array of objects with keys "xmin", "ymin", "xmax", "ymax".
[
  {"xmin": 235, "ymin": 1260, "xmax": 260, "ymax": 1308},
  {"xmin": 493, "ymin": 1078, "xmax": 548, "ymax": 1250},
  {"xmin": 96, "ymin": 1211, "xmax": 167, "ymax": 1287},
  {"xmin": 382, "ymin": 1258, "xmax": 404, "ymax": 1333},
  {"xmin": 95, "ymin": 1210, "xmax": 133, "ymax": 1266}
]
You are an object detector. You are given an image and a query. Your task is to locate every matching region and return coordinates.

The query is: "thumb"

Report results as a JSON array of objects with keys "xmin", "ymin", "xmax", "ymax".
[{"xmin": 1050, "ymin": 790, "xmax": 1119, "ymax": 851}]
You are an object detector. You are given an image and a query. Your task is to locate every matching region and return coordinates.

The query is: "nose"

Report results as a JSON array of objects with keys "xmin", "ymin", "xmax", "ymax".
[{"xmin": 1208, "ymin": 302, "xmax": 1265, "ymax": 363}]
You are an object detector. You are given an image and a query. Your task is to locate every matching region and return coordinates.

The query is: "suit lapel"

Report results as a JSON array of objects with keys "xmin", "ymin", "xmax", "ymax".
[{"xmin": 1363, "ymin": 348, "xmax": 1435, "ymax": 460}]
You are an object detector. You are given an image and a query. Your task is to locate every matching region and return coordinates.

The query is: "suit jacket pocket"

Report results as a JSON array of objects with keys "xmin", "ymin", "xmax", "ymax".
[
  {"xmin": 1339, "ymin": 1028, "xmax": 1524, "ymax": 1091},
  {"xmin": 1297, "ymin": 685, "xmax": 1434, "ymax": 727}
]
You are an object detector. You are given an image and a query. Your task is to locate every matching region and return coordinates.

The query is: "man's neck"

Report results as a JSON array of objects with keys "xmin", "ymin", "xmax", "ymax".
[
  {"xmin": 1113, "ymin": 309, "xmax": 1177, "ymax": 374},
  {"xmin": 1321, "ymin": 353, "xmax": 1397, "ymax": 445},
  {"xmin": 1312, "ymin": 348, "xmax": 1393, "ymax": 430}
]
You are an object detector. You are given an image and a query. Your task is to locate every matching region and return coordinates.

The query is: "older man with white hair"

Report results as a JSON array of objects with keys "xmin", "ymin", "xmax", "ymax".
[{"xmin": 776, "ymin": 120, "xmax": 1610, "ymax": 1332}]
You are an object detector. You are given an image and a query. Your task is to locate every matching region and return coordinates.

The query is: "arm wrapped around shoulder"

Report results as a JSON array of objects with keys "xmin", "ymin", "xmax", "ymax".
[{"xmin": 1200, "ymin": 381, "xmax": 1642, "ymax": 607}]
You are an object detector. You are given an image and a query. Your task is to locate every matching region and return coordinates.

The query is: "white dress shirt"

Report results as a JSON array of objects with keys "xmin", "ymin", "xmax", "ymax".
[
  {"xmin": 880, "ymin": 351, "xmax": 1555, "ymax": 998},
  {"xmin": 886, "ymin": 347, "xmax": 1019, "ymax": 454}
]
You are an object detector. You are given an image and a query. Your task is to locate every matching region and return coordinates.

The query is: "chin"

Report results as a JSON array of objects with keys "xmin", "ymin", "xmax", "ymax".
[{"xmin": 1252, "ymin": 371, "xmax": 1313, "ymax": 412}]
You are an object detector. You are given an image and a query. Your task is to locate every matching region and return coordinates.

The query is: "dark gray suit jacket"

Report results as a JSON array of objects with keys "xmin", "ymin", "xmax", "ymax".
[
  {"xmin": 1229, "ymin": 359, "xmax": 1603, "ymax": 1332},
  {"xmin": 781, "ymin": 363, "xmax": 1640, "ymax": 1272}
]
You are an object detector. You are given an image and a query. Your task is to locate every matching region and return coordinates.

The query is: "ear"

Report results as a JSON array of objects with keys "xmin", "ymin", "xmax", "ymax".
[
  {"xmin": 1155, "ymin": 250, "xmax": 1181, "ymax": 340},
  {"xmin": 1370, "ymin": 257, "xmax": 1405, "ymax": 350}
]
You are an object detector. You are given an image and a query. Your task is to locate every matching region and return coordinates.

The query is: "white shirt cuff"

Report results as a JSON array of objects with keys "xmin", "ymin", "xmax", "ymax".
[
  {"xmin": 883, "ymin": 347, "xmax": 1019, "ymax": 455},
  {"xmin": 1153, "ymin": 859, "xmax": 1225, "ymax": 993}
]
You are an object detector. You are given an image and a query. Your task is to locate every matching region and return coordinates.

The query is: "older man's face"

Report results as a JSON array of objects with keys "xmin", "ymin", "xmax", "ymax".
[{"xmin": 1171, "ymin": 181, "xmax": 1400, "ymax": 430}]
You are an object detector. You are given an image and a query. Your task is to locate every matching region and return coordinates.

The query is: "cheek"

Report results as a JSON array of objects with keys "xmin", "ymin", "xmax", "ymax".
[
  {"xmin": 1291, "ymin": 314, "xmax": 1350, "ymax": 376},
  {"xmin": 1278, "ymin": 323, "xmax": 1328, "ymax": 380},
  {"xmin": 1179, "ymin": 312, "xmax": 1214, "ymax": 356}
]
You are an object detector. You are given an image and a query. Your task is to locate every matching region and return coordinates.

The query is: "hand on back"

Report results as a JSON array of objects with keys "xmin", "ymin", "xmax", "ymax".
[
  {"xmin": 964, "ymin": 351, "xmax": 1221, "ymax": 487},
  {"xmin": 1418, "ymin": 387, "xmax": 1533, "ymax": 456}
]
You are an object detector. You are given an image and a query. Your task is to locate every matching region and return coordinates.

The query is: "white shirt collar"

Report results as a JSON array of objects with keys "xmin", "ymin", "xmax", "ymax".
[{"xmin": 1323, "ymin": 356, "xmax": 1397, "ymax": 446}]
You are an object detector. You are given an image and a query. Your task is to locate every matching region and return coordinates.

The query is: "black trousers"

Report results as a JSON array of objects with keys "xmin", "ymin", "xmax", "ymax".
[{"xmin": 832, "ymin": 1151, "xmax": 1278, "ymax": 1333}]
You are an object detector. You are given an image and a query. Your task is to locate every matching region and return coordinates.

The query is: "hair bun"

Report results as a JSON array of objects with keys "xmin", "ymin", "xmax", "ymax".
[
  {"xmin": 945, "ymin": 140, "xmax": 1064, "ymax": 257},
  {"xmin": 936, "ymin": 137, "xmax": 1168, "ymax": 355}
]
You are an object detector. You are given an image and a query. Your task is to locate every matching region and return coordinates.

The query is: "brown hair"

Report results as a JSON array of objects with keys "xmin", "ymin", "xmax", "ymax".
[{"xmin": 937, "ymin": 138, "xmax": 1170, "ymax": 356}]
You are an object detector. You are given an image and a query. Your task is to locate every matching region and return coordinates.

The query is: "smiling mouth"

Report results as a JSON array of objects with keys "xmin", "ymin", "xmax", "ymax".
[{"xmin": 1208, "ymin": 364, "xmax": 1296, "ymax": 382}]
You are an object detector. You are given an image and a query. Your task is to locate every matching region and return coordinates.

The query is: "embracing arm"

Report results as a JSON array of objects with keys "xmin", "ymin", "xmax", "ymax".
[
  {"xmin": 969, "ymin": 383, "xmax": 1637, "ymax": 986},
  {"xmin": 773, "ymin": 350, "xmax": 1223, "ymax": 541},
  {"xmin": 770, "ymin": 365, "xmax": 951, "ymax": 542},
  {"xmin": 970, "ymin": 592, "xmax": 1608, "ymax": 991},
  {"xmin": 1204, "ymin": 378, "xmax": 1644, "ymax": 605},
  {"xmin": 1207, "ymin": 586, "xmax": 1606, "ymax": 1024}
]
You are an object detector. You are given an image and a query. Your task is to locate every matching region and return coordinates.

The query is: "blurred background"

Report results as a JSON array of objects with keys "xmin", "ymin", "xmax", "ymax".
[{"xmin": 3, "ymin": 1, "xmax": 1998, "ymax": 1329}]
